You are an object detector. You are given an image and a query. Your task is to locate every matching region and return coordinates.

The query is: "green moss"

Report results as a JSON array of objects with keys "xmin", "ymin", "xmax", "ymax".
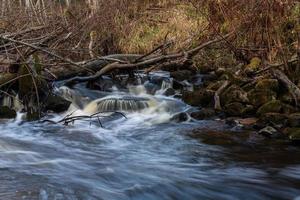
[
  {"xmin": 248, "ymin": 89, "xmax": 276, "ymax": 107},
  {"xmin": 255, "ymin": 79, "xmax": 279, "ymax": 92},
  {"xmin": 245, "ymin": 57, "xmax": 261, "ymax": 73},
  {"xmin": 257, "ymin": 100, "xmax": 282, "ymax": 115}
]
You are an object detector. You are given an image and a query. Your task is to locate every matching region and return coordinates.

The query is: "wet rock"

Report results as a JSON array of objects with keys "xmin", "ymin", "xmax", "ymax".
[
  {"xmin": 258, "ymin": 126, "xmax": 283, "ymax": 139},
  {"xmin": 170, "ymin": 70, "xmax": 192, "ymax": 81},
  {"xmin": 173, "ymin": 80, "xmax": 184, "ymax": 90},
  {"xmin": 163, "ymin": 88, "xmax": 175, "ymax": 96},
  {"xmin": 257, "ymin": 100, "xmax": 282, "ymax": 115},
  {"xmin": 171, "ymin": 112, "xmax": 189, "ymax": 122},
  {"xmin": 255, "ymin": 79, "xmax": 279, "ymax": 92},
  {"xmin": 221, "ymin": 85, "xmax": 248, "ymax": 105},
  {"xmin": 0, "ymin": 106, "xmax": 16, "ymax": 119},
  {"xmin": 260, "ymin": 112, "xmax": 288, "ymax": 125},
  {"xmin": 244, "ymin": 57, "xmax": 261, "ymax": 75},
  {"xmin": 191, "ymin": 108, "xmax": 216, "ymax": 120},
  {"xmin": 44, "ymin": 94, "xmax": 71, "ymax": 113},
  {"xmin": 287, "ymin": 113, "xmax": 300, "ymax": 127},
  {"xmin": 182, "ymin": 89, "xmax": 214, "ymax": 107},
  {"xmin": 248, "ymin": 89, "xmax": 276, "ymax": 107},
  {"xmin": 144, "ymin": 82, "xmax": 160, "ymax": 95},
  {"xmin": 224, "ymin": 102, "xmax": 244, "ymax": 116}
]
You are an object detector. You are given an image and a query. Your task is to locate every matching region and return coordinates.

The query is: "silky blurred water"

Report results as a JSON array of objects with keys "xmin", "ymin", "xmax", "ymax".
[{"xmin": 1, "ymin": 77, "xmax": 300, "ymax": 200}]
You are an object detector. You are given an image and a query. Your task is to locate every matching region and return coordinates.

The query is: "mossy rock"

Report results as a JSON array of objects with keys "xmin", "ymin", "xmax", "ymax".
[
  {"xmin": 224, "ymin": 102, "xmax": 244, "ymax": 116},
  {"xmin": 44, "ymin": 94, "xmax": 71, "ymax": 113},
  {"xmin": 244, "ymin": 57, "xmax": 261, "ymax": 75},
  {"xmin": 242, "ymin": 104, "xmax": 256, "ymax": 115},
  {"xmin": 255, "ymin": 79, "xmax": 279, "ymax": 92},
  {"xmin": 221, "ymin": 85, "xmax": 249, "ymax": 105},
  {"xmin": 248, "ymin": 89, "xmax": 276, "ymax": 107},
  {"xmin": 259, "ymin": 112, "xmax": 288, "ymax": 125},
  {"xmin": 0, "ymin": 106, "xmax": 16, "ymax": 119},
  {"xmin": 182, "ymin": 89, "xmax": 214, "ymax": 107},
  {"xmin": 257, "ymin": 100, "xmax": 282, "ymax": 115}
]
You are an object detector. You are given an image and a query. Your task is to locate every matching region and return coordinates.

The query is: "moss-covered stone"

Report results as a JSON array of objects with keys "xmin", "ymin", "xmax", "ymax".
[
  {"xmin": 255, "ymin": 79, "xmax": 279, "ymax": 92},
  {"xmin": 44, "ymin": 94, "xmax": 71, "ymax": 113},
  {"xmin": 224, "ymin": 102, "xmax": 244, "ymax": 116},
  {"xmin": 257, "ymin": 100, "xmax": 282, "ymax": 115},
  {"xmin": 0, "ymin": 106, "xmax": 16, "ymax": 119},
  {"xmin": 182, "ymin": 89, "xmax": 214, "ymax": 107},
  {"xmin": 242, "ymin": 104, "xmax": 256, "ymax": 115},
  {"xmin": 244, "ymin": 57, "xmax": 261, "ymax": 75},
  {"xmin": 260, "ymin": 112, "xmax": 288, "ymax": 125},
  {"xmin": 221, "ymin": 85, "xmax": 248, "ymax": 105},
  {"xmin": 248, "ymin": 89, "xmax": 276, "ymax": 107}
]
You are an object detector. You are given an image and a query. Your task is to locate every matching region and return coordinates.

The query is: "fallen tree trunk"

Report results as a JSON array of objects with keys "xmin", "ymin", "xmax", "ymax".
[{"xmin": 64, "ymin": 32, "xmax": 234, "ymax": 86}]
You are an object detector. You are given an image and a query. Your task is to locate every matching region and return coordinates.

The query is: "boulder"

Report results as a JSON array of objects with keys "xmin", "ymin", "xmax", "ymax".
[
  {"xmin": 171, "ymin": 112, "xmax": 189, "ymax": 122},
  {"xmin": 257, "ymin": 100, "xmax": 282, "ymax": 115},
  {"xmin": 191, "ymin": 108, "xmax": 216, "ymax": 120},
  {"xmin": 248, "ymin": 89, "xmax": 276, "ymax": 107},
  {"xmin": 44, "ymin": 94, "xmax": 71, "ymax": 113},
  {"xmin": 0, "ymin": 106, "xmax": 16, "ymax": 119},
  {"xmin": 259, "ymin": 112, "xmax": 288, "ymax": 125},
  {"xmin": 258, "ymin": 126, "xmax": 284, "ymax": 139},
  {"xmin": 221, "ymin": 85, "xmax": 248, "ymax": 105},
  {"xmin": 163, "ymin": 88, "xmax": 176, "ymax": 96},
  {"xmin": 255, "ymin": 79, "xmax": 279, "ymax": 92},
  {"xmin": 224, "ymin": 102, "xmax": 244, "ymax": 116},
  {"xmin": 182, "ymin": 89, "xmax": 214, "ymax": 107}
]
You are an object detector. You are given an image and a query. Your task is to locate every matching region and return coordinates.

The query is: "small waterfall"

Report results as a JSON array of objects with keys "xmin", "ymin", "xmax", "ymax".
[
  {"xmin": 2, "ymin": 95, "xmax": 12, "ymax": 107},
  {"xmin": 161, "ymin": 79, "xmax": 173, "ymax": 90},
  {"xmin": 83, "ymin": 96, "xmax": 151, "ymax": 113},
  {"xmin": 1, "ymin": 95, "xmax": 23, "ymax": 111}
]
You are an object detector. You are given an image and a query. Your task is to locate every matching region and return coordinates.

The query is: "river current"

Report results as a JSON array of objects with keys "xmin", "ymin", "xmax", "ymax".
[{"xmin": 1, "ymin": 72, "xmax": 300, "ymax": 200}]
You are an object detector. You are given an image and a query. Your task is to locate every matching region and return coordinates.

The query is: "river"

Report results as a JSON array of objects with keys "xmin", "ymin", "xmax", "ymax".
[{"xmin": 0, "ymin": 72, "xmax": 300, "ymax": 200}]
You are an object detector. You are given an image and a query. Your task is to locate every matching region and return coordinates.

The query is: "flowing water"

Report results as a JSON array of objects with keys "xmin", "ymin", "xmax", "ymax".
[{"xmin": 1, "ymin": 73, "xmax": 300, "ymax": 200}]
